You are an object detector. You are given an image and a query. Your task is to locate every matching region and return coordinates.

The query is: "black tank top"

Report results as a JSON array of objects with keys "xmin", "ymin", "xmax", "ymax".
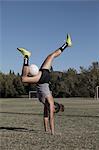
[{"xmin": 38, "ymin": 69, "xmax": 50, "ymax": 84}]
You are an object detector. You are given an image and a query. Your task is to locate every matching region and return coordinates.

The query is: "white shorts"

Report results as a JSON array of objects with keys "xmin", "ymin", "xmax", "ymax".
[{"xmin": 36, "ymin": 83, "xmax": 51, "ymax": 104}]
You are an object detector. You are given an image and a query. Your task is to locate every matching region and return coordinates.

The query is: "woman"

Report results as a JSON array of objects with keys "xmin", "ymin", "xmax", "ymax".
[{"xmin": 17, "ymin": 34, "xmax": 72, "ymax": 135}]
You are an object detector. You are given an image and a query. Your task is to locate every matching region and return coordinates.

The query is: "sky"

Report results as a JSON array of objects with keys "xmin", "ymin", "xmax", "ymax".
[{"xmin": 0, "ymin": 0, "xmax": 99, "ymax": 74}]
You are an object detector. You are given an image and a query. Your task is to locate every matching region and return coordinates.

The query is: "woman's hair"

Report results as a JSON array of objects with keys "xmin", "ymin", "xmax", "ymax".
[{"xmin": 59, "ymin": 104, "xmax": 64, "ymax": 112}]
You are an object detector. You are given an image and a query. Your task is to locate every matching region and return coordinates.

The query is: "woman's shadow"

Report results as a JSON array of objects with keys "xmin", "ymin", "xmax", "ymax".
[{"xmin": 0, "ymin": 126, "xmax": 38, "ymax": 133}]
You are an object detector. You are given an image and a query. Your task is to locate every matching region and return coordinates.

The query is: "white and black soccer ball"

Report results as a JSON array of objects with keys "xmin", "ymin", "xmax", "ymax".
[{"xmin": 29, "ymin": 64, "xmax": 39, "ymax": 76}]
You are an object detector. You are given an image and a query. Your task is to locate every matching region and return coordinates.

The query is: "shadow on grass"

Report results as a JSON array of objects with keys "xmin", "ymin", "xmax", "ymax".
[
  {"xmin": 58, "ymin": 114, "xmax": 99, "ymax": 118},
  {"xmin": 0, "ymin": 112, "xmax": 99, "ymax": 118},
  {"xmin": 0, "ymin": 126, "xmax": 38, "ymax": 133},
  {"xmin": 0, "ymin": 112, "xmax": 43, "ymax": 116}
]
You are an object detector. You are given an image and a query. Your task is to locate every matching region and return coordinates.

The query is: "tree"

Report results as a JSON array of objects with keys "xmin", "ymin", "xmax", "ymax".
[
  {"xmin": 3, "ymin": 74, "xmax": 16, "ymax": 97},
  {"xmin": 0, "ymin": 61, "xmax": 99, "ymax": 98},
  {"xmin": 0, "ymin": 73, "xmax": 5, "ymax": 97},
  {"xmin": 13, "ymin": 76, "xmax": 25, "ymax": 96}
]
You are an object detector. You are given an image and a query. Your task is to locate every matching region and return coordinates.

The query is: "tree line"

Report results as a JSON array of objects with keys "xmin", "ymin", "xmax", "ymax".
[{"xmin": 0, "ymin": 62, "xmax": 99, "ymax": 98}]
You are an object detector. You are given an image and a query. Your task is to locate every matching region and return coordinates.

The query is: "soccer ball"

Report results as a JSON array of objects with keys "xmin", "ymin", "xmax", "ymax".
[{"xmin": 29, "ymin": 64, "xmax": 39, "ymax": 76}]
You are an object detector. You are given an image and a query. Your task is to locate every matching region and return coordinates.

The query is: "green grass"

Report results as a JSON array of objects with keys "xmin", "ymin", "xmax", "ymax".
[{"xmin": 0, "ymin": 98, "xmax": 99, "ymax": 150}]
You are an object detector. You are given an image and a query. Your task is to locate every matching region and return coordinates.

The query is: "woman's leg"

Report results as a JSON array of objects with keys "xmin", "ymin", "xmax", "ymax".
[
  {"xmin": 21, "ymin": 56, "xmax": 30, "ymax": 77},
  {"xmin": 17, "ymin": 50, "xmax": 42, "ymax": 83},
  {"xmin": 40, "ymin": 49, "xmax": 62, "ymax": 70},
  {"xmin": 17, "ymin": 48, "xmax": 31, "ymax": 77},
  {"xmin": 40, "ymin": 33, "xmax": 72, "ymax": 70}
]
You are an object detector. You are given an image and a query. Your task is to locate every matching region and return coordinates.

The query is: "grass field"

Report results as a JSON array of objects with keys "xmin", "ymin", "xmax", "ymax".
[{"xmin": 0, "ymin": 98, "xmax": 99, "ymax": 150}]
